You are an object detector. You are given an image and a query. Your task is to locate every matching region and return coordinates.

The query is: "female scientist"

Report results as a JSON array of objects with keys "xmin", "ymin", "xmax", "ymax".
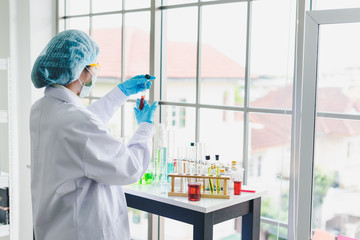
[{"xmin": 30, "ymin": 30, "xmax": 158, "ymax": 240}]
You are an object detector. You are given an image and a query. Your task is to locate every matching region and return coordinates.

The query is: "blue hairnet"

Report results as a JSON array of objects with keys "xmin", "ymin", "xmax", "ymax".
[{"xmin": 31, "ymin": 30, "xmax": 100, "ymax": 88}]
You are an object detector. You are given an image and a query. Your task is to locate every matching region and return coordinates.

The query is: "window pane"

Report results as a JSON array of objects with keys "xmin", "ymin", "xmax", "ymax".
[
  {"xmin": 162, "ymin": 0, "xmax": 197, "ymax": 5},
  {"xmin": 93, "ymin": 0, "xmax": 122, "ymax": 13},
  {"xmin": 313, "ymin": 118, "xmax": 360, "ymax": 238},
  {"xmin": 312, "ymin": 0, "xmax": 360, "ymax": 10},
  {"xmin": 58, "ymin": 0, "xmax": 65, "ymax": 18},
  {"xmin": 161, "ymin": 105, "xmax": 196, "ymax": 144},
  {"xmin": 317, "ymin": 23, "xmax": 360, "ymax": 114},
  {"xmin": 92, "ymin": 14, "xmax": 122, "ymax": 89},
  {"xmin": 65, "ymin": 17, "xmax": 90, "ymax": 34},
  {"xmin": 260, "ymin": 222, "xmax": 288, "ymax": 240},
  {"xmin": 199, "ymin": 109, "xmax": 243, "ymax": 164},
  {"xmin": 248, "ymin": 113, "xmax": 291, "ymax": 224},
  {"xmin": 200, "ymin": 3, "xmax": 247, "ymax": 106},
  {"xmin": 59, "ymin": 19, "xmax": 65, "ymax": 32},
  {"xmin": 214, "ymin": 218, "xmax": 241, "ymax": 239},
  {"xmin": 250, "ymin": 0, "xmax": 295, "ymax": 109},
  {"xmin": 164, "ymin": 218, "xmax": 193, "ymax": 239},
  {"xmin": 65, "ymin": 0, "xmax": 89, "ymax": 16},
  {"xmin": 125, "ymin": 0, "xmax": 150, "ymax": 10},
  {"xmin": 92, "ymin": 81, "xmax": 120, "ymax": 98},
  {"xmin": 128, "ymin": 208, "xmax": 149, "ymax": 239},
  {"xmin": 163, "ymin": 7, "xmax": 198, "ymax": 103},
  {"xmin": 125, "ymin": 12, "xmax": 151, "ymax": 100}
]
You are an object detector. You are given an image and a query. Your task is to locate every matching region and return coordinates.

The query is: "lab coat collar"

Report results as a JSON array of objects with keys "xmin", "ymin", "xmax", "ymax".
[{"xmin": 44, "ymin": 85, "xmax": 84, "ymax": 108}]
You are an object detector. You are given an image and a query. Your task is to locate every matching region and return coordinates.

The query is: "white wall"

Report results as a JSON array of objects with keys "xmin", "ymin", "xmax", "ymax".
[{"xmin": 5, "ymin": 0, "xmax": 56, "ymax": 239}]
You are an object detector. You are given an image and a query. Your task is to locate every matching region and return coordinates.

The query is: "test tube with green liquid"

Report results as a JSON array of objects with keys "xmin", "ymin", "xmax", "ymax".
[{"xmin": 206, "ymin": 155, "xmax": 214, "ymax": 194}]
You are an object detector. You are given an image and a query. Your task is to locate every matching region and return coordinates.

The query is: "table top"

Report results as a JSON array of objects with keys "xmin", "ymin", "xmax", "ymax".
[{"xmin": 123, "ymin": 183, "xmax": 266, "ymax": 213}]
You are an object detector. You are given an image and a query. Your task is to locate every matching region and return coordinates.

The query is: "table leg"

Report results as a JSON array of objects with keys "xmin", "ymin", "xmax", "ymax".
[
  {"xmin": 242, "ymin": 198, "xmax": 261, "ymax": 240},
  {"xmin": 193, "ymin": 212, "xmax": 214, "ymax": 240}
]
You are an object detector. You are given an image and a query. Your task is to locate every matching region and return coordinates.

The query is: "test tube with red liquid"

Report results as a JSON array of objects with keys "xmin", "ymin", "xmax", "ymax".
[
  {"xmin": 188, "ymin": 182, "xmax": 201, "ymax": 201},
  {"xmin": 139, "ymin": 94, "xmax": 145, "ymax": 110},
  {"xmin": 139, "ymin": 74, "xmax": 151, "ymax": 110}
]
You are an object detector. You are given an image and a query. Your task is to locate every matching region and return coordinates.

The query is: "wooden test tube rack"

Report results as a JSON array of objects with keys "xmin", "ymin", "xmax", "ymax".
[{"xmin": 168, "ymin": 173, "xmax": 231, "ymax": 199}]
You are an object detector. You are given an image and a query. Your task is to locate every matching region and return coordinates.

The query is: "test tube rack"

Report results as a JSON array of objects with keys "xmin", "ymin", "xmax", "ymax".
[{"xmin": 167, "ymin": 173, "xmax": 231, "ymax": 199}]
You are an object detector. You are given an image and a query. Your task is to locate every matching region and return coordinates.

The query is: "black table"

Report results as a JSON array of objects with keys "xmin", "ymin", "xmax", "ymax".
[{"xmin": 124, "ymin": 184, "xmax": 264, "ymax": 240}]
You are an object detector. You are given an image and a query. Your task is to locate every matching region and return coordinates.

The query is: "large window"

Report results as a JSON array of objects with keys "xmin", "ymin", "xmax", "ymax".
[{"xmin": 59, "ymin": 0, "xmax": 295, "ymax": 239}]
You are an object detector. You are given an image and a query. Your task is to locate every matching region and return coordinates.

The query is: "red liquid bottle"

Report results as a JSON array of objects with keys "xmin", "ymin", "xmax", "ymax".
[
  {"xmin": 188, "ymin": 183, "xmax": 201, "ymax": 201},
  {"xmin": 234, "ymin": 181, "xmax": 242, "ymax": 195},
  {"xmin": 139, "ymin": 95, "xmax": 145, "ymax": 110}
]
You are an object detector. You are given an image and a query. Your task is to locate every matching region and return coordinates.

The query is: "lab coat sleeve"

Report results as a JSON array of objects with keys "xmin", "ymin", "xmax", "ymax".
[
  {"xmin": 87, "ymin": 87, "xmax": 129, "ymax": 125},
  {"xmin": 83, "ymin": 114, "xmax": 155, "ymax": 186}
]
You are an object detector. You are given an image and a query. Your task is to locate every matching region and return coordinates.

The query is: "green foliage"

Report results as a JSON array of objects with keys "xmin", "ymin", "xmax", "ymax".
[
  {"xmin": 260, "ymin": 167, "xmax": 335, "ymax": 239},
  {"xmin": 234, "ymin": 85, "xmax": 244, "ymax": 105},
  {"xmin": 260, "ymin": 194, "xmax": 289, "ymax": 238},
  {"xmin": 313, "ymin": 167, "xmax": 335, "ymax": 208},
  {"xmin": 261, "ymin": 194, "xmax": 289, "ymax": 222}
]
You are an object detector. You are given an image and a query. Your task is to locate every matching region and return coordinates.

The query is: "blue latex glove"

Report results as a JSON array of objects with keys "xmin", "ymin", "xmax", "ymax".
[
  {"xmin": 118, "ymin": 75, "xmax": 155, "ymax": 96},
  {"xmin": 134, "ymin": 99, "xmax": 158, "ymax": 124}
]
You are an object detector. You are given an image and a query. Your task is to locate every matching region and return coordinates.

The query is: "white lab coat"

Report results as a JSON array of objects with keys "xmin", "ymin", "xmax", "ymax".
[{"xmin": 30, "ymin": 85, "xmax": 154, "ymax": 240}]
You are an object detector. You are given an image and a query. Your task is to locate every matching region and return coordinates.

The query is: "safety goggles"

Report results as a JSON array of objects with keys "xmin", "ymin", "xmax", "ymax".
[{"xmin": 87, "ymin": 63, "xmax": 102, "ymax": 75}]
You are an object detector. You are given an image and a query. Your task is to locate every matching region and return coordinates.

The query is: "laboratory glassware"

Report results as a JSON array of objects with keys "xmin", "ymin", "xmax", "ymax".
[{"xmin": 188, "ymin": 182, "xmax": 201, "ymax": 201}]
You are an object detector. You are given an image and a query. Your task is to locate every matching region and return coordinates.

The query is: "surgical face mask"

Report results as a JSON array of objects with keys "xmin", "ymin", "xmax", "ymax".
[{"xmin": 78, "ymin": 67, "xmax": 97, "ymax": 97}]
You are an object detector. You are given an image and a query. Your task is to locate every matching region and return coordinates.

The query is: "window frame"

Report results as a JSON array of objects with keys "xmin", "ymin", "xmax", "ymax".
[{"xmin": 298, "ymin": 7, "xmax": 360, "ymax": 240}]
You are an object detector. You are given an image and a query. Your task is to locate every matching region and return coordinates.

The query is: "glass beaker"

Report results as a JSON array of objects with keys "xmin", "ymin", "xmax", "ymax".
[
  {"xmin": 188, "ymin": 182, "xmax": 201, "ymax": 201},
  {"xmin": 233, "ymin": 168, "xmax": 244, "ymax": 195}
]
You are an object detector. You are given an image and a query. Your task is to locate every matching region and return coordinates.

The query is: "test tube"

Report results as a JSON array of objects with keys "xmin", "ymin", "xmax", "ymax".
[
  {"xmin": 197, "ymin": 142, "xmax": 205, "ymax": 175},
  {"xmin": 139, "ymin": 74, "xmax": 151, "ymax": 110},
  {"xmin": 139, "ymin": 91, "xmax": 146, "ymax": 110},
  {"xmin": 167, "ymin": 129, "xmax": 175, "ymax": 182},
  {"xmin": 190, "ymin": 142, "xmax": 196, "ymax": 175},
  {"xmin": 215, "ymin": 155, "xmax": 221, "ymax": 195},
  {"xmin": 185, "ymin": 146, "xmax": 191, "ymax": 175},
  {"xmin": 206, "ymin": 155, "xmax": 214, "ymax": 194}
]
